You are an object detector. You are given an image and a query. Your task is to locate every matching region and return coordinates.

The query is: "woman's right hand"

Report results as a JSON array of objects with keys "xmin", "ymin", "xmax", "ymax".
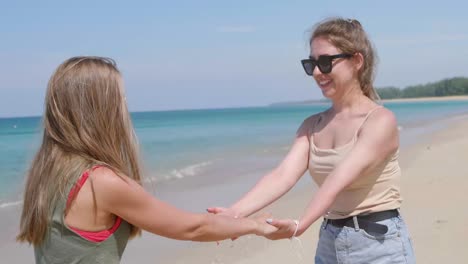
[
  {"xmin": 207, "ymin": 207, "xmax": 241, "ymax": 240},
  {"xmin": 252, "ymin": 213, "xmax": 279, "ymax": 237},
  {"xmin": 207, "ymin": 208, "xmax": 278, "ymax": 239},
  {"xmin": 263, "ymin": 218, "xmax": 298, "ymax": 240}
]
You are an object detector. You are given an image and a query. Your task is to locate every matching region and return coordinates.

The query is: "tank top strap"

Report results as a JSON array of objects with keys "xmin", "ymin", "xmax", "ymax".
[
  {"xmin": 66, "ymin": 165, "xmax": 104, "ymax": 209},
  {"xmin": 309, "ymin": 111, "xmax": 326, "ymax": 137},
  {"xmin": 354, "ymin": 106, "xmax": 383, "ymax": 136},
  {"xmin": 315, "ymin": 112, "xmax": 324, "ymax": 128}
]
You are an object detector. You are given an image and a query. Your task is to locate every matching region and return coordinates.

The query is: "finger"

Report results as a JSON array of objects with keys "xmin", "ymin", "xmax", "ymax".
[
  {"xmin": 266, "ymin": 218, "xmax": 290, "ymax": 228},
  {"xmin": 206, "ymin": 207, "xmax": 217, "ymax": 213},
  {"xmin": 206, "ymin": 207, "xmax": 226, "ymax": 214},
  {"xmin": 259, "ymin": 212, "xmax": 272, "ymax": 218},
  {"xmin": 254, "ymin": 212, "xmax": 272, "ymax": 221},
  {"xmin": 265, "ymin": 224, "xmax": 279, "ymax": 233}
]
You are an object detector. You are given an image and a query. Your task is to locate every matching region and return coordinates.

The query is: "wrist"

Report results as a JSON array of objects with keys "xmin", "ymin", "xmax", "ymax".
[
  {"xmin": 228, "ymin": 206, "xmax": 243, "ymax": 218},
  {"xmin": 289, "ymin": 220, "xmax": 300, "ymax": 239},
  {"xmin": 251, "ymin": 219, "xmax": 262, "ymax": 236},
  {"xmin": 295, "ymin": 221, "xmax": 306, "ymax": 237}
]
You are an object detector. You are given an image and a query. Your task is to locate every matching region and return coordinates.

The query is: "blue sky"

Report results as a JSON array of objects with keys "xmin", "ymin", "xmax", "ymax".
[{"xmin": 1, "ymin": 0, "xmax": 467, "ymax": 117}]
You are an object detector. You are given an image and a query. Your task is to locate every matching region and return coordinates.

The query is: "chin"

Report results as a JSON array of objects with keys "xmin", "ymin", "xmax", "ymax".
[{"xmin": 321, "ymin": 89, "xmax": 336, "ymax": 99}]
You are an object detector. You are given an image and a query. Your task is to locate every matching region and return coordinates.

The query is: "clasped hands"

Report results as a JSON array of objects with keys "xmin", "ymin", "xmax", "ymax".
[{"xmin": 207, "ymin": 207, "xmax": 298, "ymax": 240}]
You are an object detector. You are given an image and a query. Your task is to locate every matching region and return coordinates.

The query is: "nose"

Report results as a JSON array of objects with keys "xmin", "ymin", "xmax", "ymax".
[{"xmin": 312, "ymin": 64, "xmax": 322, "ymax": 77}]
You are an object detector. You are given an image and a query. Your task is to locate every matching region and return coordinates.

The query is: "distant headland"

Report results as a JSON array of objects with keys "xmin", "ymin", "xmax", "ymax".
[{"xmin": 270, "ymin": 77, "xmax": 468, "ymax": 106}]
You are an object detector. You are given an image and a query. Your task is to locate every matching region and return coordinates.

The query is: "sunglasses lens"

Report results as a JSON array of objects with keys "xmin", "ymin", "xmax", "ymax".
[
  {"xmin": 318, "ymin": 56, "xmax": 332, "ymax": 74},
  {"xmin": 301, "ymin": 60, "xmax": 315, "ymax": 75}
]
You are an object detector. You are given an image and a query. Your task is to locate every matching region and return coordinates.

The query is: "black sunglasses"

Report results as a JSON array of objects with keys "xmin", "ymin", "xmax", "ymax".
[{"xmin": 301, "ymin": 53, "xmax": 352, "ymax": 75}]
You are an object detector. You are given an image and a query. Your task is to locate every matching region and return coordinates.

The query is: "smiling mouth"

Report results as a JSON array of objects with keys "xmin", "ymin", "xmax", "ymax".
[{"xmin": 317, "ymin": 80, "xmax": 332, "ymax": 87}]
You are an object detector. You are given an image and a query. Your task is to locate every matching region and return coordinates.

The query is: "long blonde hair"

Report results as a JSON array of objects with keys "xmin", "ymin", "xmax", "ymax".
[
  {"xmin": 17, "ymin": 56, "xmax": 142, "ymax": 245},
  {"xmin": 311, "ymin": 17, "xmax": 380, "ymax": 101}
]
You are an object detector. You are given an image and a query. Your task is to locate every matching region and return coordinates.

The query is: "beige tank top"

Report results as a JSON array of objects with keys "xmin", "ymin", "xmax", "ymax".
[{"xmin": 308, "ymin": 107, "xmax": 402, "ymax": 219}]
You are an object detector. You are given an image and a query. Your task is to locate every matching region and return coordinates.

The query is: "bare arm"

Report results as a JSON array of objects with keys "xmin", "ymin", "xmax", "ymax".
[
  {"xmin": 225, "ymin": 117, "xmax": 314, "ymax": 218},
  {"xmin": 89, "ymin": 168, "xmax": 275, "ymax": 242}
]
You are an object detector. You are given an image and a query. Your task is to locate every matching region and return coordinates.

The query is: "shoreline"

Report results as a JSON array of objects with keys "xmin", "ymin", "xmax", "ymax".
[
  {"xmin": 3, "ymin": 95, "xmax": 468, "ymax": 119},
  {"xmin": 382, "ymin": 95, "xmax": 468, "ymax": 103},
  {"xmin": 271, "ymin": 95, "xmax": 468, "ymax": 107}
]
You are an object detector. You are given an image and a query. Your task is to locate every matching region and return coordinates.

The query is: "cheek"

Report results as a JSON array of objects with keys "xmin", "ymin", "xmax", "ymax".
[{"xmin": 333, "ymin": 67, "xmax": 355, "ymax": 84}]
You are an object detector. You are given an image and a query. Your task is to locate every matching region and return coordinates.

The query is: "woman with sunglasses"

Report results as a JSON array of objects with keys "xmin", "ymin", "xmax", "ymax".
[{"xmin": 208, "ymin": 17, "xmax": 415, "ymax": 263}]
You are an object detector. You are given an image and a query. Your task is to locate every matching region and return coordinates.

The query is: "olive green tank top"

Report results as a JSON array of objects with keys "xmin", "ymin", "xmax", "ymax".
[{"xmin": 34, "ymin": 170, "xmax": 131, "ymax": 263}]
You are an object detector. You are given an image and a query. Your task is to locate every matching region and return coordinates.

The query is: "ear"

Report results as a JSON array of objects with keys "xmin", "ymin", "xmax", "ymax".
[{"xmin": 353, "ymin": 52, "xmax": 364, "ymax": 72}]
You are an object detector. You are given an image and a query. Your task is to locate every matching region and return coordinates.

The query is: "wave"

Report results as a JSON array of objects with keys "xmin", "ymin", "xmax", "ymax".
[
  {"xmin": 145, "ymin": 161, "xmax": 214, "ymax": 183},
  {"xmin": 0, "ymin": 200, "xmax": 23, "ymax": 209}
]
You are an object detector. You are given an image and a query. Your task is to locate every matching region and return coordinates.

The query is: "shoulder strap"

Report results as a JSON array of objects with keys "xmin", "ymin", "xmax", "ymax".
[
  {"xmin": 311, "ymin": 110, "xmax": 327, "ymax": 134},
  {"xmin": 355, "ymin": 106, "xmax": 383, "ymax": 136},
  {"xmin": 66, "ymin": 165, "xmax": 103, "ymax": 210}
]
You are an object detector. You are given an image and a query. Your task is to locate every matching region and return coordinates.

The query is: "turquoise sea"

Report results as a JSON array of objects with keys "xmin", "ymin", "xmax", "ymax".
[{"xmin": 1, "ymin": 100, "xmax": 468, "ymax": 208}]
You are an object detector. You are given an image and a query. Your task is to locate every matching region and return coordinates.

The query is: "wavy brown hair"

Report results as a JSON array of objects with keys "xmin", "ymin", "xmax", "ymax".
[
  {"xmin": 310, "ymin": 17, "xmax": 380, "ymax": 101},
  {"xmin": 17, "ymin": 56, "xmax": 142, "ymax": 245}
]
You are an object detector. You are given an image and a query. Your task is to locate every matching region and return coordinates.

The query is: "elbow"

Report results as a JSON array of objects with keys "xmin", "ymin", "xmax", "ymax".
[
  {"xmin": 284, "ymin": 176, "xmax": 299, "ymax": 190},
  {"xmin": 275, "ymin": 168, "xmax": 299, "ymax": 191}
]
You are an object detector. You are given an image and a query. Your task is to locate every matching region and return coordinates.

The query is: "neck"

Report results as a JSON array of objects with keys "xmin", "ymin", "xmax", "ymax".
[{"xmin": 330, "ymin": 83, "xmax": 370, "ymax": 113}]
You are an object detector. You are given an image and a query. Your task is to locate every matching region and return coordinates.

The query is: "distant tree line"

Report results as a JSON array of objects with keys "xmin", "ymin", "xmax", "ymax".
[{"xmin": 376, "ymin": 77, "xmax": 468, "ymax": 99}]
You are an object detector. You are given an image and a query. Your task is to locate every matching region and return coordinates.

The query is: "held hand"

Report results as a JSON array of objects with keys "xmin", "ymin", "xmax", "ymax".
[
  {"xmin": 264, "ymin": 218, "xmax": 297, "ymax": 240},
  {"xmin": 252, "ymin": 213, "xmax": 279, "ymax": 237},
  {"xmin": 206, "ymin": 207, "xmax": 238, "ymax": 218},
  {"xmin": 206, "ymin": 207, "xmax": 241, "ymax": 241}
]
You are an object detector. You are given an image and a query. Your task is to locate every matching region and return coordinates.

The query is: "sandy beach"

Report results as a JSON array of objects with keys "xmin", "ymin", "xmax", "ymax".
[
  {"xmin": 1, "ymin": 114, "xmax": 468, "ymax": 263},
  {"xmin": 137, "ymin": 114, "xmax": 468, "ymax": 264},
  {"xmin": 130, "ymin": 114, "xmax": 468, "ymax": 263}
]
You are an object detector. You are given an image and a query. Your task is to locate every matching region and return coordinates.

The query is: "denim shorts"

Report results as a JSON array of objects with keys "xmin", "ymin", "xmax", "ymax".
[{"xmin": 315, "ymin": 214, "xmax": 415, "ymax": 264}]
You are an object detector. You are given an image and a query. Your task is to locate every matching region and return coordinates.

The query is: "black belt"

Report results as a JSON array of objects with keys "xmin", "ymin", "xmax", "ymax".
[{"xmin": 326, "ymin": 209, "xmax": 399, "ymax": 235}]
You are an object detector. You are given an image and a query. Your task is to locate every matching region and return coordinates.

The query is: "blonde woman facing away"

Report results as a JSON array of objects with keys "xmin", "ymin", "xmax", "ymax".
[
  {"xmin": 208, "ymin": 18, "xmax": 415, "ymax": 263},
  {"xmin": 17, "ymin": 56, "xmax": 276, "ymax": 263}
]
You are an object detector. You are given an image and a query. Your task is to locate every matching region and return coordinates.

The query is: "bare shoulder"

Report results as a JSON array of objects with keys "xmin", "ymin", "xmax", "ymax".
[
  {"xmin": 89, "ymin": 166, "xmax": 122, "ymax": 184},
  {"xmin": 88, "ymin": 166, "xmax": 138, "ymax": 196},
  {"xmin": 366, "ymin": 107, "xmax": 398, "ymax": 129},
  {"xmin": 297, "ymin": 110, "xmax": 327, "ymax": 135},
  {"xmin": 86, "ymin": 166, "xmax": 147, "ymax": 214},
  {"xmin": 360, "ymin": 107, "xmax": 399, "ymax": 150}
]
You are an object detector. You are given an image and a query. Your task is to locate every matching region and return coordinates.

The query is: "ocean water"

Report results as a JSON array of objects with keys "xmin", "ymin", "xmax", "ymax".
[{"xmin": 1, "ymin": 100, "xmax": 468, "ymax": 208}]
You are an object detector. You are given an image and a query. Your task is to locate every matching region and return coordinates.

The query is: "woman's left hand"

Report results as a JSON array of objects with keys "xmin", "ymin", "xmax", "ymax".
[{"xmin": 264, "ymin": 218, "xmax": 298, "ymax": 240}]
